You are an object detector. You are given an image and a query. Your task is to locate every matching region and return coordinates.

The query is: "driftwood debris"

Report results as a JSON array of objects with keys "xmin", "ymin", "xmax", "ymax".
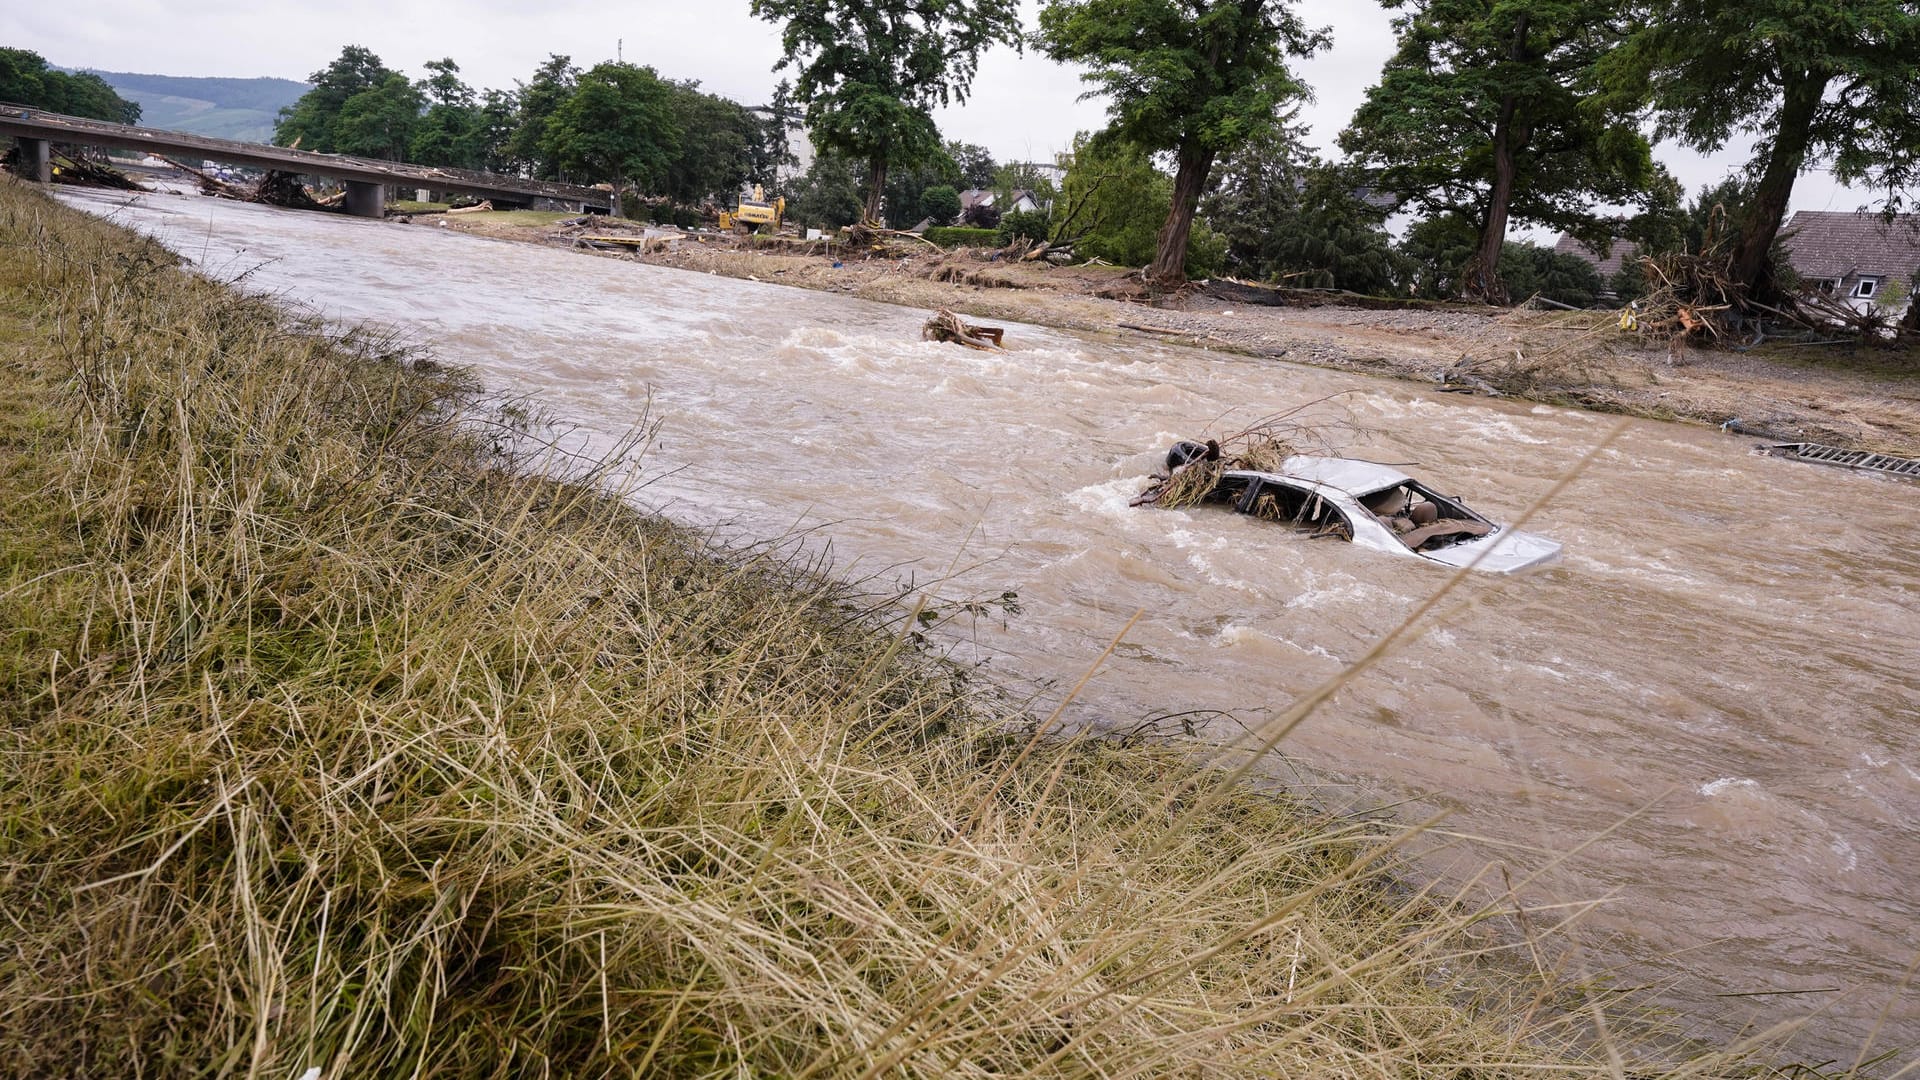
[
  {"xmin": 159, "ymin": 156, "xmax": 339, "ymax": 211},
  {"xmin": 921, "ymin": 308, "xmax": 1006, "ymax": 350},
  {"xmin": 253, "ymin": 170, "xmax": 326, "ymax": 210},
  {"xmin": 447, "ymin": 200, "xmax": 494, "ymax": 215},
  {"xmin": 50, "ymin": 150, "xmax": 144, "ymax": 191}
]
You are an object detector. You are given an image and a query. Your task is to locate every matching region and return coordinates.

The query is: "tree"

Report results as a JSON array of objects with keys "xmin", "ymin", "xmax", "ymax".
[
  {"xmin": 506, "ymin": 55, "xmax": 580, "ymax": 179},
  {"xmin": 1608, "ymin": 174, "xmax": 1762, "ymax": 299},
  {"xmin": 663, "ymin": 82, "xmax": 780, "ymax": 204},
  {"xmin": 920, "ymin": 184, "xmax": 962, "ymax": 225},
  {"xmin": 993, "ymin": 161, "xmax": 1057, "ymax": 211},
  {"xmin": 1038, "ymin": 0, "xmax": 1326, "ymax": 283},
  {"xmin": 752, "ymin": 0, "xmax": 1022, "ymax": 222},
  {"xmin": 786, "ymin": 153, "xmax": 866, "ymax": 229},
  {"xmin": 1206, "ymin": 126, "xmax": 1405, "ymax": 292},
  {"xmin": 1341, "ymin": 0, "xmax": 1653, "ymax": 303},
  {"xmin": 409, "ymin": 59, "xmax": 482, "ymax": 168},
  {"xmin": 0, "ymin": 48, "xmax": 141, "ymax": 123},
  {"xmin": 1203, "ymin": 121, "xmax": 1313, "ymax": 276},
  {"xmin": 1054, "ymin": 133, "xmax": 1222, "ymax": 272},
  {"xmin": 473, "ymin": 89, "xmax": 521, "ymax": 173},
  {"xmin": 542, "ymin": 63, "xmax": 681, "ymax": 195},
  {"xmin": 1600, "ymin": 0, "xmax": 1920, "ymax": 300},
  {"xmin": 1399, "ymin": 213, "xmax": 1481, "ymax": 298},
  {"xmin": 333, "ymin": 73, "xmax": 423, "ymax": 161},
  {"xmin": 882, "ymin": 153, "xmax": 962, "ymax": 227},
  {"xmin": 1499, "ymin": 242, "xmax": 1605, "ymax": 305},
  {"xmin": 948, "ymin": 142, "xmax": 998, "ymax": 189},
  {"xmin": 276, "ymin": 46, "xmax": 399, "ymax": 151}
]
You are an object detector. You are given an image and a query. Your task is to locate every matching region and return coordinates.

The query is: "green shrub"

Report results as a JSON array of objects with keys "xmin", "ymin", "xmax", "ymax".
[
  {"xmin": 924, "ymin": 226, "xmax": 1002, "ymax": 248},
  {"xmin": 920, "ymin": 184, "xmax": 961, "ymax": 226},
  {"xmin": 997, "ymin": 209, "xmax": 1051, "ymax": 245}
]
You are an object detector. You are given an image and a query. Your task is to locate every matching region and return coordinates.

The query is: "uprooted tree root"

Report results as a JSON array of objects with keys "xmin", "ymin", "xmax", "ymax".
[{"xmin": 922, "ymin": 307, "xmax": 1006, "ymax": 350}]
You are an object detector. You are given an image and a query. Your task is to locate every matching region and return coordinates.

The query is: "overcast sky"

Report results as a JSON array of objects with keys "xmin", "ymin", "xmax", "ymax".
[{"xmin": 10, "ymin": 0, "xmax": 1887, "ymax": 229}]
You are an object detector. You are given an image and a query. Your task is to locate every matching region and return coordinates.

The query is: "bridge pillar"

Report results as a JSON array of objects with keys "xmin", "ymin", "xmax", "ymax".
[
  {"xmin": 344, "ymin": 180, "xmax": 384, "ymax": 218},
  {"xmin": 16, "ymin": 137, "xmax": 52, "ymax": 183}
]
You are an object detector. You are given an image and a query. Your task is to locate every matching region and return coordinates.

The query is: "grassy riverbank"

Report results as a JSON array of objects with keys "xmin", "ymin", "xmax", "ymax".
[{"xmin": 0, "ymin": 176, "xmax": 1779, "ymax": 1076}]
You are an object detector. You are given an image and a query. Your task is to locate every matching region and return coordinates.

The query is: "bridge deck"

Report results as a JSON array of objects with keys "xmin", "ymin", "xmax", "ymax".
[{"xmin": 2, "ymin": 104, "xmax": 614, "ymax": 211}]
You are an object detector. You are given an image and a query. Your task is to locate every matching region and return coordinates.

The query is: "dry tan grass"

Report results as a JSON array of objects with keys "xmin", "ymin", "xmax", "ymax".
[{"xmin": 0, "ymin": 177, "xmax": 1799, "ymax": 1078}]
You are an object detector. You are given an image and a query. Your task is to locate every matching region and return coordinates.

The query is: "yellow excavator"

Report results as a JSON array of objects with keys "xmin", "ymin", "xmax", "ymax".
[{"xmin": 719, "ymin": 185, "xmax": 784, "ymax": 233}]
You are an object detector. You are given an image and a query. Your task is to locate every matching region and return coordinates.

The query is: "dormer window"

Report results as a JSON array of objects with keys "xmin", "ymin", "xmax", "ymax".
[{"xmin": 1852, "ymin": 277, "xmax": 1881, "ymax": 299}]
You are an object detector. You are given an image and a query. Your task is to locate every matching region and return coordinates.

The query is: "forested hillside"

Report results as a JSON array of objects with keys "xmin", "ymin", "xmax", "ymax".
[{"xmin": 80, "ymin": 69, "xmax": 308, "ymax": 142}]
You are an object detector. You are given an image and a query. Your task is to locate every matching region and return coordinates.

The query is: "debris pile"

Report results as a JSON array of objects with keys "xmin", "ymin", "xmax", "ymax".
[
  {"xmin": 1133, "ymin": 402, "xmax": 1360, "ymax": 508},
  {"xmin": 921, "ymin": 308, "xmax": 1006, "ymax": 350},
  {"xmin": 161, "ymin": 157, "xmax": 339, "ymax": 211},
  {"xmin": 39, "ymin": 148, "xmax": 144, "ymax": 191}
]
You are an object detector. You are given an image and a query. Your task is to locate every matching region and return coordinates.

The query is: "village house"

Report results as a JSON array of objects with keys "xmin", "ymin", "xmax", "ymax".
[
  {"xmin": 1553, "ymin": 233, "xmax": 1640, "ymax": 287},
  {"xmin": 1778, "ymin": 210, "xmax": 1920, "ymax": 315}
]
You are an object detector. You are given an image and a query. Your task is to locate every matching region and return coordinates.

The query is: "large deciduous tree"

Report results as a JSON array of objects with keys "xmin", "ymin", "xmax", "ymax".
[
  {"xmin": 542, "ymin": 62, "xmax": 681, "ymax": 196},
  {"xmin": 662, "ymin": 82, "xmax": 784, "ymax": 204},
  {"xmin": 507, "ymin": 55, "xmax": 580, "ymax": 179},
  {"xmin": 1341, "ymin": 0, "xmax": 1652, "ymax": 303},
  {"xmin": 276, "ymin": 46, "xmax": 399, "ymax": 152},
  {"xmin": 1038, "ymin": 0, "xmax": 1326, "ymax": 283},
  {"xmin": 1600, "ymin": 0, "xmax": 1920, "ymax": 300},
  {"xmin": 752, "ymin": 0, "xmax": 1022, "ymax": 223},
  {"xmin": 409, "ymin": 58, "xmax": 482, "ymax": 168},
  {"xmin": 332, "ymin": 73, "xmax": 424, "ymax": 161}
]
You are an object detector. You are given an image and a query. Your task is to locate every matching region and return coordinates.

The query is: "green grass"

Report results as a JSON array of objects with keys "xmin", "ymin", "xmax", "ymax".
[
  {"xmin": 0, "ymin": 175, "xmax": 1801, "ymax": 1078},
  {"xmin": 386, "ymin": 199, "xmax": 453, "ymax": 213},
  {"xmin": 464, "ymin": 208, "xmax": 577, "ymax": 227}
]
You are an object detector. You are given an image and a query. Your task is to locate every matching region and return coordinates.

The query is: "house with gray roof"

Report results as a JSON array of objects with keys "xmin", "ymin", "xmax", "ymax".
[
  {"xmin": 1779, "ymin": 210, "xmax": 1920, "ymax": 315},
  {"xmin": 1553, "ymin": 234, "xmax": 1639, "ymax": 282}
]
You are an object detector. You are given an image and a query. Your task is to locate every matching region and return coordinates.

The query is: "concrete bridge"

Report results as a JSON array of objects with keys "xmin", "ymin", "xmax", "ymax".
[{"xmin": 2, "ymin": 104, "xmax": 617, "ymax": 217}]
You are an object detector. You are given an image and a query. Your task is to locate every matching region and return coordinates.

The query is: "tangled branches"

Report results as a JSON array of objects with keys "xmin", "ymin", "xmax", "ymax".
[
  {"xmin": 1133, "ymin": 398, "xmax": 1363, "ymax": 509},
  {"xmin": 921, "ymin": 308, "xmax": 1006, "ymax": 350}
]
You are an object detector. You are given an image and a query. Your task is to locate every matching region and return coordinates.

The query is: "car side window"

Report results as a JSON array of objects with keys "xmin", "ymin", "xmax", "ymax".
[{"xmin": 1239, "ymin": 480, "xmax": 1353, "ymax": 540}]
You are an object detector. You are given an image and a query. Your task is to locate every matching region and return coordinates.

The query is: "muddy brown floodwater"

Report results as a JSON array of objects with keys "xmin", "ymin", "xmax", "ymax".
[{"xmin": 62, "ymin": 188, "xmax": 1920, "ymax": 1066}]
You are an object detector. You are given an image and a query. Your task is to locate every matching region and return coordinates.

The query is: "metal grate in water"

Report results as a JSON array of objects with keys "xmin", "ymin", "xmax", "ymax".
[{"xmin": 1763, "ymin": 442, "xmax": 1920, "ymax": 478}]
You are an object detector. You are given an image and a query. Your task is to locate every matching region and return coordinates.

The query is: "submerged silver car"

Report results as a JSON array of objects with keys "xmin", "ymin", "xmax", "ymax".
[{"xmin": 1178, "ymin": 451, "xmax": 1562, "ymax": 573}]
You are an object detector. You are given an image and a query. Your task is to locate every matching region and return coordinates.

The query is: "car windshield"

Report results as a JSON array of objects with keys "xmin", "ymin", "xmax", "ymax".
[{"xmin": 1357, "ymin": 481, "xmax": 1492, "ymax": 551}]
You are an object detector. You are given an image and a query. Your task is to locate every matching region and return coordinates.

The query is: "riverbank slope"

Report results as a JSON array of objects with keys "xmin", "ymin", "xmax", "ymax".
[{"xmin": 1, "ymin": 176, "xmax": 1781, "ymax": 1076}]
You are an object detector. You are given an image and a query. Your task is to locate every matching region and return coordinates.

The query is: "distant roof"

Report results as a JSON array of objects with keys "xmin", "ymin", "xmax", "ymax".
[
  {"xmin": 1781, "ymin": 211, "xmax": 1920, "ymax": 281},
  {"xmin": 1554, "ymin": 234, "xmax": 1638, "ymax": 278},
  {"xmin": 958, "ymin": 188, "xmax": 1039, "ymax": 210}
]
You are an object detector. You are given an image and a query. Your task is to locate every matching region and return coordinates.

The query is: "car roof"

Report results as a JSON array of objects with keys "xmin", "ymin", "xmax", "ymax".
[{"xmin": 1229, "ymin": 456, "xmax": 1412, "ymax": 496}]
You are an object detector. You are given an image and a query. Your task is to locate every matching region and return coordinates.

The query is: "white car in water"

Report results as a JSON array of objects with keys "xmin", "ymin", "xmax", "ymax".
[{"xmin": 1163, "ymin": 446, "xmax": 1562, "ymax": 573}]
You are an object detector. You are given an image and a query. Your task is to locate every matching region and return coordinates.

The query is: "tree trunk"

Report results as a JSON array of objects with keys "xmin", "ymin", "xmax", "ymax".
[
  {"xmin": 1464, "ymin": 12, "xmax": 1530, "ymax": 305},
  {"xmin": 1730, "ymin": 70, "xmax": 1826, "ymax": 301},
  {"xmin": 864, "ymin": 157, "xmax": 888, "ymax": 225},
  {"xmin": 1148, "ymin": 142, "xmax": 1216, "ymax": 285}
]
